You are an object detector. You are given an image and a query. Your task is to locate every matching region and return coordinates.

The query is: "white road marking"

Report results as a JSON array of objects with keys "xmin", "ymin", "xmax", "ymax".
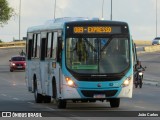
[
  {"xmin": 135, "ymin": 105, "xmax": 159, "ymax": 111},
  {"xmin": 68, "ymin": 114, "xmax": 80, "ymax": 117},
  {"xmin": 13, "ymin": 98, "xmax": 19, "ymax": 100},
  {"xmin": 45, "ymin": 107, "xmax": 55, "ymax": 111},
  {"xmin": 135, "ymin": 106, "xmax": 145, "ymax": 109},
  {"xmin": 27, "ymin": 102, "xmax": 34, "ymax": 105}
]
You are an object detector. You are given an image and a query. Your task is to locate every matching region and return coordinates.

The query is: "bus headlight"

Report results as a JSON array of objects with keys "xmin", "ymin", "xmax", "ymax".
[
  {"xmin": 65, "ymin": 77, "xmax": 77, "ymax": 88},
  {"xmin": 122, "ymin": 77, "xmax": 131, "ymax": 87}
]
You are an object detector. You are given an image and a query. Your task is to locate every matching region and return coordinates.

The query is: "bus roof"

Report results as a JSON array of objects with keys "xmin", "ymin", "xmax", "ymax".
[
  {"xmin": 27, "ymin": 17, "xmax": 88, "ymax": 32},
  {"xmin": 27, "ymin": 17, "xmax": 128, "ymax": 33}
]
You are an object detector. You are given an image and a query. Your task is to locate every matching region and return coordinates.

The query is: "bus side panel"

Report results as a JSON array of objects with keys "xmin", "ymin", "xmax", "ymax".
[
  {"xmin": 53, "ymin": 63, "xmax": 64, "ymax": 98},
  {"xmin": 118, "ymin": 75, "xmax": 133, "ymax": 98},
  {"xmin": 39, "ymin": 60, "xmax": 52, "ymax": 96},
  {"xmin": 61, "ymin": 75, "xmax": 81, "ymax": 99},
  {"xmin": 26, "ymin": 60, "xmax": 33, "ymax": 92},
  {"xmin": 118, "ymin": 40, "xmax": 134, "ymax": 98},
  {"xmin": 48, "ymin": 60, "xmax": 56, "ymax": 97},
  {"xmin": 34, "ymin": 60, "xmax": 42, "ymax": 94}
]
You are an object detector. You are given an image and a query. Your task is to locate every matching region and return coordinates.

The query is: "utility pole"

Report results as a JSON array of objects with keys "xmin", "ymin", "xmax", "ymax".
[
  {"xmin": 111, "ymin": 0, "xmax": 112, "ymax": 20},
  {"xmin": 19, "ymin": 0, "xmax": 21, "ymax": 41},
  {"xmin": 102, "ymin": 0, "xmax": 104, "ymax": 19},
  {"xmin": 54, "ymin": 0, "xmax": 57, "ymax": 19},
  {"xmin": 156, "ymin": 0, "xmax": 157, "ymax": 37}
]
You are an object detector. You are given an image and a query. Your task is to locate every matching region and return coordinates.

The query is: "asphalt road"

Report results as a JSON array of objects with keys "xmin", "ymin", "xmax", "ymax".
[
  {"xmin": 0, "ymin": 48, "xmax": 160, "ymax": 119},
  {"xmin": 138, "ymin": 52, "xmax": 160, "ymax": 81}
]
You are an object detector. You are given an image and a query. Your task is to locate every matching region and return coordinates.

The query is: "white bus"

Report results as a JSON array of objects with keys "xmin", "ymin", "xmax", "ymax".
[{"xmin": 26, "ymin": 17, "xmax": 136, "ymax": 108}]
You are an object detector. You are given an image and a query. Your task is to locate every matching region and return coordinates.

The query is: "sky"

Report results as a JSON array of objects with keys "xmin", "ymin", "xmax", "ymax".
[{"xmin": 0, "ymin": 0, "xmax": 160, "ymax": 42}]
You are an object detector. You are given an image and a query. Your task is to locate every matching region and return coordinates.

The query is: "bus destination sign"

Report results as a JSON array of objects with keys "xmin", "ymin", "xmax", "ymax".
[{"xmin": 73, "ymin": 26, "xmax": 122, "ymax": 34}]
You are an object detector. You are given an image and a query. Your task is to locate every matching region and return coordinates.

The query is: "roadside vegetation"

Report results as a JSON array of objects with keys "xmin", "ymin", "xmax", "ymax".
[{"xmin": 0, "ymin": 0, "xmax": 14, "ymax": 26}]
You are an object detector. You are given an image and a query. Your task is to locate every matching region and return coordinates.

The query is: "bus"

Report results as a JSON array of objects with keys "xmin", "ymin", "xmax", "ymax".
[{"xmin": 26, "ymin": 17, "xmax": 137, "ymax": 109}]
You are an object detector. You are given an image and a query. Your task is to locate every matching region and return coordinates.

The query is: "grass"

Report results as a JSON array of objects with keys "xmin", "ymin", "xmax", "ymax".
[{"xmin": 133, "ymin": 40, "xmax": 152, "ymax": 45}]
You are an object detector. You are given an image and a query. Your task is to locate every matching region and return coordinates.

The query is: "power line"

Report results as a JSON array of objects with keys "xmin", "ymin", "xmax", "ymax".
[{"xmin": 54, "ymin": 0, "xmax": 57, "ymax": 19}]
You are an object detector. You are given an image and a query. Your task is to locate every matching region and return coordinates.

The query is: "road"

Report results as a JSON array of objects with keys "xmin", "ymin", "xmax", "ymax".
[
  {"xmin": 0, "ymin": 48, "xmax": 160, "ymax": 119},
  {"xmin": 139, "ymin": 52, "xmax": 160, "ymax": 82}
]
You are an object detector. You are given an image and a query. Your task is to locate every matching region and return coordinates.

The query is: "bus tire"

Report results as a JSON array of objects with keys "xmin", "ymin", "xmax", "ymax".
[
  {"xmin": 34, "ymin": 80, "xmax": 43, "ymax": 103},
  {"xmin": 52, "ymin": 78, "xmax": 67, "ymax": 108},
  {"xmin": 52, "ymin": 79, "xmax": 56, "ymax": 99},
  {"xmin": 44, "ymin": 96, "xmax": 51, "ymax": 103},
  {"xmin": 110, "ymin": 98, "xmax": 120, "ymax": 108},
  {"xmin": 57, "ymin": 99, "xmax": 67, "ymax": 109}
]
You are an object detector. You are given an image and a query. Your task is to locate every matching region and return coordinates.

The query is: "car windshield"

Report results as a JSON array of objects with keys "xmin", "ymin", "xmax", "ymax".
[
  {"xmin": 11, "ymin": 57, "xmax": 25, "ymax": 61},
  {"xmin": 66, "ymin": 37, "xmax": 130, "ymax": 74}
]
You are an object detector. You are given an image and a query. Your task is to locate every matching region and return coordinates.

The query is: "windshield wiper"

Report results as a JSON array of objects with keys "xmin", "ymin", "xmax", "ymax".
[{"xmin": 84, "ymin": 38, "xmax": 97, "ymax": 52}]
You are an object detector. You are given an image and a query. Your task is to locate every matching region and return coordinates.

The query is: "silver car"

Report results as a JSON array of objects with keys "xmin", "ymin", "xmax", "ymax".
[{"xmin": 152, "ymin": 37, "xmax": 160, "ymax": 45}]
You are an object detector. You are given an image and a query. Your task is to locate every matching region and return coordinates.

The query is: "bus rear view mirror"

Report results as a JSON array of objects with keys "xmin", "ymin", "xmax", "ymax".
[{"xmin": 57, "ymin": 37, "xmax": 62, "ymax": 63}]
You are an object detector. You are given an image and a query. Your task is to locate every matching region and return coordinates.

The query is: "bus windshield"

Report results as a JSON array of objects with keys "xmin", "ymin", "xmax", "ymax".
[{"xmin": 66, "ymin": 36, "xmax": 130, "ymax": 74}]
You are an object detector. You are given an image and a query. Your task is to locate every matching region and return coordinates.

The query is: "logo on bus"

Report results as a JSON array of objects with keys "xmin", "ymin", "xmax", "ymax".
[{"xmin": 97, "ymin": 83, "xmax": 102, "ymax": 87}]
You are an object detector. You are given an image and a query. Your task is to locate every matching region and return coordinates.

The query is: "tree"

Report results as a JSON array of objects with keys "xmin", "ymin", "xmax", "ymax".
[
  {"xmin": 0, "ymin": 0, "xmax": 14, "ymax": 26},
  {"xmin": 0, "ymin": 39, "xmax": 3, "ymax": 43}
]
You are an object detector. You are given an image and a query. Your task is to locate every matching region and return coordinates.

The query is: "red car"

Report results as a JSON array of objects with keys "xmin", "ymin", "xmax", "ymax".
[{"xmin": 9, "ymin": 56, "xmax": 26, "ymax": 72}]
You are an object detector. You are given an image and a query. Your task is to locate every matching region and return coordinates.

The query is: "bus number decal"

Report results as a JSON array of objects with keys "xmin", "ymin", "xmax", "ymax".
[
  {"xmin": 73, "ymin": 26, "xmax": 112, "ymax": 34},
  {"xmin": 74, "ymin": 27, "xmax": 84, "ymax": 33}
]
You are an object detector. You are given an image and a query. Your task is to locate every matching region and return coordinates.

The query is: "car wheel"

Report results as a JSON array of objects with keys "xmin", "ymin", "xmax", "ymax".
[{"xmin": 10, "ymin": 69, "xmax": 13, "ymax": 72}]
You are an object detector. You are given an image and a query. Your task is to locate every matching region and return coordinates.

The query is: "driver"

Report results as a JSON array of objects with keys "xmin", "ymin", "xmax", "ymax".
[{"xmin": 73, "ymin": 38, "xmax": 87, "ymax": 62}]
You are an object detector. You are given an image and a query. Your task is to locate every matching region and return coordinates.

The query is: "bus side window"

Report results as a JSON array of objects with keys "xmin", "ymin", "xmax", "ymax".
[
  {"xmin": 41, "ymin": 38, "xmax": 46, "ymax": 61},
  {"xmin": 27, "ymin": 33, "xmax": 33, "ymax": 60},
  {"xmin": 46, "ymin": 33, "xmax": 52, "ymax": 58},
  {"xmin": 36, "ymin": 34, "xmax": 41, "ymax": 58},
  {"xmin": 31, "ymin": 38, "xmax": 34, "ymax": 57},
  {"xmin": 57, "ymin": 37, "xmax": 62, "ymax": 63},
  {"xmin": 50, "ymin": 33, "xmax": 54, "ymax": 58},
  {"xmin": 32, "ymin": 34, "xmax": 37, "ymax": 57},
  {"xmin": 133, "ymin": 43, "xmax": 137, "ymax": 65},
  {"xmin": 52, "ymin": 32, "xmax": 57, "ymax": 59},
  {"xmin": 40, "ymin": 32, "xmax": 47, "ymax": 61},
  {"xmin": 27, "ymin": 39, "xmax": 33, "ymax": 60}
]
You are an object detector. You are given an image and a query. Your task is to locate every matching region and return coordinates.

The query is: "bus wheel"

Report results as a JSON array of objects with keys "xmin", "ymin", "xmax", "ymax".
[
  {"xmin": 34, "ymin": 83, "xmax": 43, "ymax": 103},
  {"xmin": 44, "ymin": 96, "xmax": 51, "ymax": 103},
  {"xmin": 110, "ymin": 98, "xmax": 120, "ymax": 108},
  {"xmin": 57, "ymin": 99, "xmax": 67, "ymax": 109},
  {"xmin": 52, "ymin": 79, "xmax": 67, "ymax": 108}
]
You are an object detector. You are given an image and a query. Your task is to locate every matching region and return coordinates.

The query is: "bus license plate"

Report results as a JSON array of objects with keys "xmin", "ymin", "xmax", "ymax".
[{"xmin": 93, "ymin": 94, "xmax": 105, "ymax": 98}]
